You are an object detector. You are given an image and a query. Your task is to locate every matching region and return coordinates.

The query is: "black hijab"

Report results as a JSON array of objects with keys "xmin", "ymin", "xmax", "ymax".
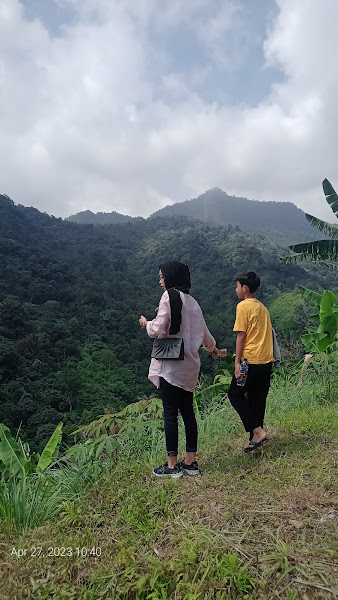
[{"xmin": 159, "ymin": 261, "xmax": 191, "ymax": 335}]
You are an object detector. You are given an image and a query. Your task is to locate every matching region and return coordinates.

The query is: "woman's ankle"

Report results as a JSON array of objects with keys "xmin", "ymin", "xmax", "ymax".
[
  {"xmin": 167, "ymin": 456, "xmax": 178, "ymax": 468},
  {"xmin": 184, "ymin": 452, "xmax": 196, "ymax": 465},
  {"xmin": 252, "ymin": 427, "xmax": 266, "ymax": 441}
]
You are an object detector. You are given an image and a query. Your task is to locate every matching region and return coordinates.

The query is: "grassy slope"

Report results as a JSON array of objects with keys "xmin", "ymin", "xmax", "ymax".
[{"xmin": 1, "ymin": 381, "xmax": 338, "ymax": 600}]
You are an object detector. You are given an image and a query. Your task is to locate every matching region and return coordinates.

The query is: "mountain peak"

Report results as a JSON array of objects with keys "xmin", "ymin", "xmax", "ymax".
[{"xmin": 149, "ymin": 188, "xmax": 324, "ymax": 246}]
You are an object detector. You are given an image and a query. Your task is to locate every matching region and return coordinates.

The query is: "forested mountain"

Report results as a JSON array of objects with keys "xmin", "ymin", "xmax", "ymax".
[
  {"xmin": 1, "ymin": 193, "xmax": 337, "ymax": 450},
  {"xmin": 66, "ymin": 210, "xmax": 143, "ymax": 225},
  {"xmin": 67, "ymin": 188, "xmax": 326, "ymax": 247},
  {"xmin": 150, "ymin": 188, "xmax": 327, "ymax": 246}
]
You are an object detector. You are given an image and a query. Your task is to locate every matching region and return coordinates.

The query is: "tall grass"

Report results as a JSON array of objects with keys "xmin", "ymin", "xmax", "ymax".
[
  {"xmin": 0, "ymin": 459, "xmax": 104, "ymax": 534},
  {"xmin": 91, "ymin": 369, "xmax": 338, "ymax": 469}
]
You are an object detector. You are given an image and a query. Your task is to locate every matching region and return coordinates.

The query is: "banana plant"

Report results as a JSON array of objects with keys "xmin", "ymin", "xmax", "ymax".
[
  {"xmin": 286, "ymin": 179, "xmax": 338, "ymax": 265},
  {"xmin": 0, "ymin": 425, "xmax": 32, "ymax": 479},
  {"xmin": 298, "ymin": 286, "xmax": 338, "ymax": 353},
  {"xmin": 0, "ymin": 423, "xmax": 63, "ymax": 480},
  {"xmin": 36, "ymin": 423, "xmax": 63, "ymax": 473}
]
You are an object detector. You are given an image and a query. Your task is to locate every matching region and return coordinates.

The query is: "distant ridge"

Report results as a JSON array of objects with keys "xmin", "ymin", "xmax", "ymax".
[
  {"xmin": 66, "ymin": 209, "xmax": 144, "ymax": 225},
  {"xmin": 65, "ymin": 188, "xmax": 327, "ymax": 246}
]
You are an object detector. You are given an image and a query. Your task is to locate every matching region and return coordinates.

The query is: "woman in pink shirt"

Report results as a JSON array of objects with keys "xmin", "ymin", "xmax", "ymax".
[{"xmin": 139, "ymin": 261, "xmax": 222, "ymax": 478}]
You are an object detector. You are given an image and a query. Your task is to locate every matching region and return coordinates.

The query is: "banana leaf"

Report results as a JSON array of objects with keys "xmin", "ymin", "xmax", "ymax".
[
  {"xmin": 297, "ymin": 286, "xmax": 322, "ymax": 307},
  {"xmin": 317, "ymin": 291, "xmax": 338, "ymax": 342},
  {"xmin": 305, "ymin": 326, "xmax": 318, "ymax": 333},
  {"xmin": 305, "ymin": 214, "xmax": 338, "ymax": 239},
  {"xmin": 318, "ymin": 315, "xmax": 338, "ymax": 343},
  {"xmin": 307, "ymin": 313, "xmax": 320, "ymax": 324},
  {"xmin": 284, "ymin": 178, "xmax": 338, "ymax": 264},
  {"xmin": 300, "ymin": 332, "xmax": 328, "ymax": 353},
  {"xmin": 289, "ymin": 239, "xmax": 338, "ymax": 262},
  {"xmin": 0, "ymin": 424, "xmax": 30, "ymax": 478},
  {"xmin": 194, "ymin": 380, "xmax": 231, "ymax": 403},
  {"xmin": 323, "ymin": 178, "xmax": 338, "ymax": 217},
  {"xmin": 320, "ymin": 290, "xmax": 338, "ymax": 318},
  {"xmin": 298, "ymin": 286, "xmax": 338, "ymax": 309},
  {"xmin": 36, "ymin": 423, "xmax": 63, "ymax": 473}
]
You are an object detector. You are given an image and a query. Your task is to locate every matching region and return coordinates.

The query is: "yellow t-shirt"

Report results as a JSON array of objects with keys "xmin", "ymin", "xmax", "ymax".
[{"xmin": 233, "ymin": 298, "xmax": 274, "ymax": 364}]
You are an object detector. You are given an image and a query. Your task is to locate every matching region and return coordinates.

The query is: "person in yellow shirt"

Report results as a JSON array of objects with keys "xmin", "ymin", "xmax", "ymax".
[{"xmin": 228, "ymin": 271, "xmax": 274, "ymax": 453}]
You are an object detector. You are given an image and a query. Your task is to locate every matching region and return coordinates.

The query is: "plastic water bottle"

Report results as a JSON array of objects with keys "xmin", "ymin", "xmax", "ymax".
[{"xmin": 237, "ymin": 358, "xmax": 249, "ymax": 387}]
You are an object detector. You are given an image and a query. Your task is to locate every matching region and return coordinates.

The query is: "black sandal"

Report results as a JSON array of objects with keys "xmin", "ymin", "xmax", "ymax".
[{"xmin": 243, "ymin": 438, "xmax": 269, "ymax": 453}]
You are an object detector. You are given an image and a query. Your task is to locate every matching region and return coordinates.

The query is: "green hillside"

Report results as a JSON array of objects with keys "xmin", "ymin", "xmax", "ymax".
[{"xmin": 0, "ymin": 194, "xmax": 337, "ymax": 450}]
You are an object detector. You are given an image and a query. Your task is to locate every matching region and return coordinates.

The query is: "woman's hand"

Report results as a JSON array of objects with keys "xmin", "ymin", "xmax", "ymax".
[
  {"xmin": 211, "ymin": 347, "xmax": 227, "ymax": 359},
  {"xmin": 139, "ymin": 315, "xmax": 148, "ymax": 328}
]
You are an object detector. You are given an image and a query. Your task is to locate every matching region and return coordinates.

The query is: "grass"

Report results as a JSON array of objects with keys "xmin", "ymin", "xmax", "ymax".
[
  {"xmin": 0, "ymin": 376, "xmax": 337, "ymax": 599},
  {"xmin": 0, "ymin": 460, "xmax": 104, "ymax": 536}
]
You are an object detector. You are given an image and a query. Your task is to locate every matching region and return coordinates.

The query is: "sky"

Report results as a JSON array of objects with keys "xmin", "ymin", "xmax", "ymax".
[{"xmin": 0, "ymin": 0, "xmax": 338, "ymax": 221}]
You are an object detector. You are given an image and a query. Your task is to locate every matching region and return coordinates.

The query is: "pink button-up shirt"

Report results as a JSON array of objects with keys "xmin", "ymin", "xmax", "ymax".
[{"xmin": 146, "ymin": 290, "xmax": 216, "ymax": 392}]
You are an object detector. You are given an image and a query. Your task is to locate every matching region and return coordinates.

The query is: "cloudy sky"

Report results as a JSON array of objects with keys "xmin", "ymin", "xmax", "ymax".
[{"xmin": 1, "ymin": 0, "xmax": 337, "ymax": 220}]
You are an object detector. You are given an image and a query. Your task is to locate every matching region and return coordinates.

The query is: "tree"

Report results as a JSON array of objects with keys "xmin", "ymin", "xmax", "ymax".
[
  {"xmin": 286, "ymin": 179, "xmax": 338, "ymax": 264},
  {"xmin": 0, "ymin": 336, "xmax": 20, "ymax": 380}
]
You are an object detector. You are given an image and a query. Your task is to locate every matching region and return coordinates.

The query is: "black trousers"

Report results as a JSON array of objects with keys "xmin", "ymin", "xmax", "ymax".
[
  {"xmin": 227, "ymin": 363, "xmax": 272, "ymax": 438},
  {"xmin": 159, "ymin": 377, "xmax": 198, "ymax": 457}
]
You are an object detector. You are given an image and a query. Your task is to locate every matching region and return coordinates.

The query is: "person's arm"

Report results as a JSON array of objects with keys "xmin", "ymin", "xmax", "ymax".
[
  {"xmin": 202, "ymin": 320, "xmax": 227, "ymax": 358},
  {"xmin": 235, "ymin": 331, "xmax": 246, "ymax": 378},
  {"xmin": 233, "ymin": 303, "xmax": 248, "ymax": 378},
  {"xmin": 202, "ymin": 321, "xmax": 216, "ymax": 353},
  {"xmin": 139, "ymin": 292, "xmax": 170, "ymax": 338}
]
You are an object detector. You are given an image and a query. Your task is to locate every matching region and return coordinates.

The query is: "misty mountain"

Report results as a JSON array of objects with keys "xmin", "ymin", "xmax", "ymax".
[
  {"xmin": 149, "ymin": 188, "xmax": 326, "ymax": 247},
  {"xmin": 66, "ymin": 188, "xmax": 324, "ymax": 247}
]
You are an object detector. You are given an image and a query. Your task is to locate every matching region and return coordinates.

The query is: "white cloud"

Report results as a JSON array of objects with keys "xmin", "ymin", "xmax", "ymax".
[{"xmin": 0, "ymin": 0, "xmax": 337, "ymax": 221}]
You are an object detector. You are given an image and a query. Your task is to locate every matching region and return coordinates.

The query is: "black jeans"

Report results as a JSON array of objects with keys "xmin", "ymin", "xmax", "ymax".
[
  {"xmin": 159, "ymin": 377, "xmax": 198, "ymax": 457},
  {"xmin": 227, "ymin": 363, "xmax": 272, "ymax": 438}
]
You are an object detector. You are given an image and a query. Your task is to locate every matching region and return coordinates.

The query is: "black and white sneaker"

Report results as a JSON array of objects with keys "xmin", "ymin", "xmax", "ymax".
[
  {"xmin": 153, "ymin": 462, "xmax": 183, "ymax": 478},
  {"xmin": 178, "ymin": 460, "xmax": 200, "ymax": 476}
]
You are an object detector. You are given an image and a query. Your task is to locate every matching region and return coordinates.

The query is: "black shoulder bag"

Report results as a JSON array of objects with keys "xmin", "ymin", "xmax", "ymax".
[
  {"xmin": 151, "ymin": 337, "xmax": 184, "ymax": 361},
  {"xmin": 151, "ymin": 288, "xmax": 184, "ymax": 360}
]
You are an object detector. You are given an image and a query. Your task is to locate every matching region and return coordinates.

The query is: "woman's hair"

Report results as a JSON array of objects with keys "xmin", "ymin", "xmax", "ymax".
[
  {"xmin": 234, "ymin": 271, "xmax": 261, "ymax": 293},
  {"xmin": 159, "ymin": 261, "xmax": 191, "ymax": 335},
  {"xmin": 159, "ymin": 261, "xmax": 191, "ymax": 293}
]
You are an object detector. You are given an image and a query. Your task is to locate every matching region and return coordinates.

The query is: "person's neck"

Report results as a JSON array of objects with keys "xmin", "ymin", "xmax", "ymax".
[{"xmin": 243, "ymin": 292, "xmax": 255, "ymax": 301}]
